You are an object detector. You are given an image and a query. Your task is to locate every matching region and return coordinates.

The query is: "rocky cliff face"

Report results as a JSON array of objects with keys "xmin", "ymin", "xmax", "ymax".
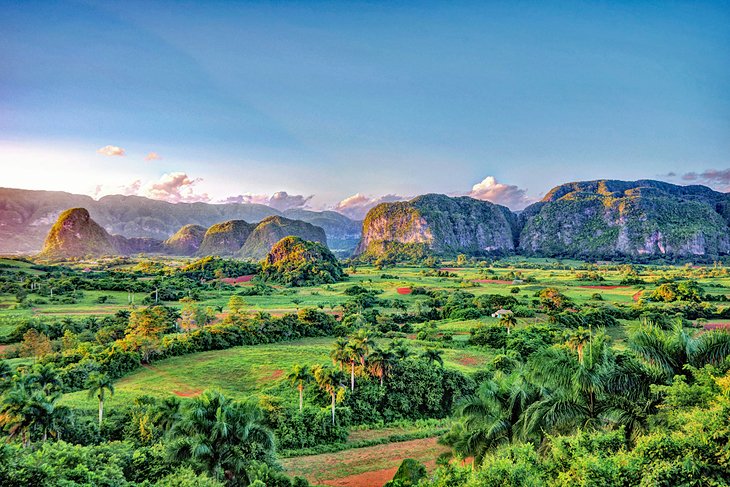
[
  {"xmin": 356, "ymin": 194, "xmax": 518, "ymax": 256},
  {"xmin": 163, "ymin": 224, "xmax": 207, "ymax": 256},
  {"xmin": 238, "ymin": 216, "xmax": 328, "ymax": 260},
  {"xmin": 519, "ymin": 180, "xmax": 730, "ymax": 258}
]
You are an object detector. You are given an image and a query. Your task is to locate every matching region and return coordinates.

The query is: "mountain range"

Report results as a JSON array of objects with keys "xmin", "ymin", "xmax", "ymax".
[
  {"xmin": 0, "ymin": 188, "xmax": 360, "ymax": 255},
  {"xmin": 356, "ymin": 179, "xmax": 730, "ymax": 260},
  {"xmin": 4, "ymin": 179, "xmax": 730, "ymax": 260}
]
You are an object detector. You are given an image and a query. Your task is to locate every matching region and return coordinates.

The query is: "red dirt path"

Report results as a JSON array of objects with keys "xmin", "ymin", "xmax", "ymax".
[
  {"xmin": 632, "ymin": 291, "xmax": 643, "ymax": 302},
  {"xmin": 396, "ymin": 288, "xmax": 412, "ymax": 295},
  {"xmin": 578, "ymin": 285, "xmax": 630, "ymax": 290}
]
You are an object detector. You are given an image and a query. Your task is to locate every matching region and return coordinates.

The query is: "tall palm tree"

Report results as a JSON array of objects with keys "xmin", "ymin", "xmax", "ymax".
[
  {"xmin": 420, "ymin": 348, "xmax": 444, "ymax": 367},
  {"xmin": 565, "ymin": 327, "xmax": 592, "ymax": 365},
  {"xmin": 27, "ymin": 390, "xmax": 69, "ymax": 442},
  {"xmin": 345, "ymin": 340, "xmax": 367, "ymax": 391},
  {"xmin": 167, "ymin": 390, "xmax": 275, "ymax": 484},
  {"xmin": 499, "ymin": 313, "xmax": 517, "ymax": 335},
  {"xmin": 0, "ymin": 384, "xmax": 33, "ymax": 447},
  {"xmin": 313, "ymin": 365, "xmax": 345, "ymax": 425},
  {"xmin": 367, "ymin": 348, "xmax": 396, "ymax": 386},
  {"xmin": 329, "ymin": 337, "xmax": 349, "ymax": 371},
  {"xmin": 86, "ymin": 372, "xmax": 114, "ymax": 429},
  {"xmin": 287, "ymin": 364, "xmax": 312, "ymax": 412}
]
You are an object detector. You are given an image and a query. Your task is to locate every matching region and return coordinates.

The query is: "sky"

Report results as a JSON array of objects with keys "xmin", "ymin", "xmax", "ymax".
[{"xmin": 1, "ymin": 0, "xmax": 729, "ymax": 219}]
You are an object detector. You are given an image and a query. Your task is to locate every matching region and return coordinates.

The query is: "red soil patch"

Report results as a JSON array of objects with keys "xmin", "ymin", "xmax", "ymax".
[
  {"xmin": 704, "ymin": 323, "xmax": 730, "ymax": 331},
  {"xmin": 457, "ymin": 356, "xmax": 479, "ymax": 366},
  {"xmin": 472, "ymin": 279, "xmax": 512, "ymax": 284},
  {"xmin": 172, "ymin": 389, "xmax": 203, "ymax": 397},
  {"xmin": 220, "ymin": 275, "xmax": 255, "ymax": 285},
  {"xmin": 578, "ymin": 285, "xmax": 630, "ymax": 290},
  {"xmin": 396, "ymin": 287, "xmax": 412, "ymax": 295},
  {"xmin": 323, "ymin": 466, "xmax": 399, "ymax": 487},
  {"xmin": 264, "ymin": 369, "xmax": 284, "ymax": 381},
  {"xmin": 632, "ymin": 290, "xmax": 643, "ymax": 302}
]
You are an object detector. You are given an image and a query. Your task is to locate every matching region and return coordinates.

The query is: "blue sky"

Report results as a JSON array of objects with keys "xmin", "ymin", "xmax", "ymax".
[{"xmin": 1, "ymin": 0, "xmax": 729, "ymax": 217}]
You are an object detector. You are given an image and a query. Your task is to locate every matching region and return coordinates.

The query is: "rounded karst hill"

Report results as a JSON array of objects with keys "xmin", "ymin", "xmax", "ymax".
[
  {"xmin": 163, "ymin": 224, "xmax": 207, "ymax": 256},
  {"xmin": 237, "ymin": 216, "xmax": 328, "ymax": 260},
  {"xmin": 261, "ymin": 236, "xmax": 344, "ymax": 286},
  {"xmin": 38, "ymin": 208, "xmax": 117, "ymax": 259},
  {"xmin": 196, "ymin": 220, "xmax": 255, "ymax": 256}
]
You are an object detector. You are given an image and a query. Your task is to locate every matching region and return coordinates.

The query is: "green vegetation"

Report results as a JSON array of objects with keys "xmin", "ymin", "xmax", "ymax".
[
  {"xmin": 261, "ymin": 236, "xmax": 345, "ymax": 286},
  {"xmin": 2, "ymin": 255, "xmax": 730, "ymax": 485}
]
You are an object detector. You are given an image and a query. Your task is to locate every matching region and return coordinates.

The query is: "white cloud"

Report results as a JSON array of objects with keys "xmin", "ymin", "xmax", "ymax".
[
  {"xmin": 222, "ymin": 191, "xmax": 312, "ymax": 211},
  {"xmin": 96, "ymin": 145, "xmax": 126, "ymax": 157},
  {"xmin": 468, "ymin": 176, "xmax": 533, "ymax": 210},
  {"xmin": 679, "ymin": 168, "xmax": 730, "ymax": 191},
  {"xmin": 143, "ymin": 172, "xmax": 210, "ymax": 203},
  {"xmin": 333, "ymin": 193, "xmax": 407, "ymax": 220},
  {"xmin": 145, "ymin": 152, "xmax": 162, "ymax": 161}
]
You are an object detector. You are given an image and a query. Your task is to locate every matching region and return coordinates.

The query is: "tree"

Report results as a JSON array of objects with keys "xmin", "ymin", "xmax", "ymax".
[
  {"xmin": 86, "ymin": 372, "xmax": 114, "ymax": 429},
  {"xmin": 313, "ymin": 365, "xmax": 345, "ymax": 425},
  {"xmin": 125, "ymin": 306, "xmax": 169, "ymax": 362},
  {"xmin": 367, "ymin": 348, "xmax": 396, "ymax": 386},
  {"xmin": 167, "ymin": 391, "xmax": 275, "ymax": 483},
  {"xmin": 18, "ymin": 329, "xmax": 52, "ymax": 361},
  {"xmin": 420, "ymin": 348, "xmax": 444, "ymax": 367},
  {"xmin": 388, "ymin": 339, "xmax": 413, "ymax": 360},
  {"xmin": 442, "ymin": 369, "xmax": 537, "ymax": 466},
  {"xmin": 340, "ymin": 329, "xmax": 375, "ymax": 391},
  {"xmin": 565, "ymin": 327, "xmax": 592, "ymax": 365},
  {"xmin": 154, "ymin": 396, "xmax": 182, "ymax": 434},
  {"xmin": 26, "ymin": 390, "xmax": 69, "ymax": 442},
  {"xmin": 330, "ymin": 337, "xmax": 349, "ymax": 371},
  {"xmin": 0, "ymin": 384, "xmax": 33, "ymax": 447},
  {"xmin": 27, "ymin": 364, "xmax": 63, "ymax": 394},
  {"xmin": 499, "ymin": 313, "xmax": 517, "ymax": 335},
  {"xmin": 287, "ymin": 364, "xmax": 312, "ymax": 412},
  {"xmin": 629, "ymin": 323, "xmax": 730, "ymax": 381},
  {"xmin": 227, "ymin": 295, "xmax": 246, "ymax": 315}
]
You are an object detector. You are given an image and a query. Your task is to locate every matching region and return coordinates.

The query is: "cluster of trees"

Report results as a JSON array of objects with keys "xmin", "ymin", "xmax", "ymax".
[
  {"xmin": 282, "ymin": 330, "xmax": 474, "ymax": 433},
  {"xmin": 0, "ymin": 380, "xmax": 307, "ymax": 486},
  {"xmin": 428, "ymin": 321, "xmax": 730, "ymax": 485}
]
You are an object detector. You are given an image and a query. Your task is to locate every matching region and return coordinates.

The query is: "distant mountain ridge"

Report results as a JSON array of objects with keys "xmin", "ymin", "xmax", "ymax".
[
  {"xmin": 7, "ymin": 180, "xmax": 730, "ymax": 260},
  {"xmin": 38, "ymin": 209, "xmax": 331, "ymax": 260},
  {"xmin": 0, "ymin": 187, "xmax": 360, "ymax": 254}
]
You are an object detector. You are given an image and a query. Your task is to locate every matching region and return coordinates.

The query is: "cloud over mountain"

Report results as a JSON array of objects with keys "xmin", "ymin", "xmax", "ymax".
[
  {"xmin": 680, "ymin": 168, "xmax": 730, "ymax": 191},
  {"xmin": 468, "ymin": 176, "xmax": 533, "ymax": 210},
  {"xmin": 334, "ymin": 193, "xmax": 407, "ymax": 220},
  {"xmin": 144, "ymin": 172, "xmax": 210, "ymax": 203},
  {"xmin": 222, "ymin": 191, "xmax": 312, "ymax": 211}
]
